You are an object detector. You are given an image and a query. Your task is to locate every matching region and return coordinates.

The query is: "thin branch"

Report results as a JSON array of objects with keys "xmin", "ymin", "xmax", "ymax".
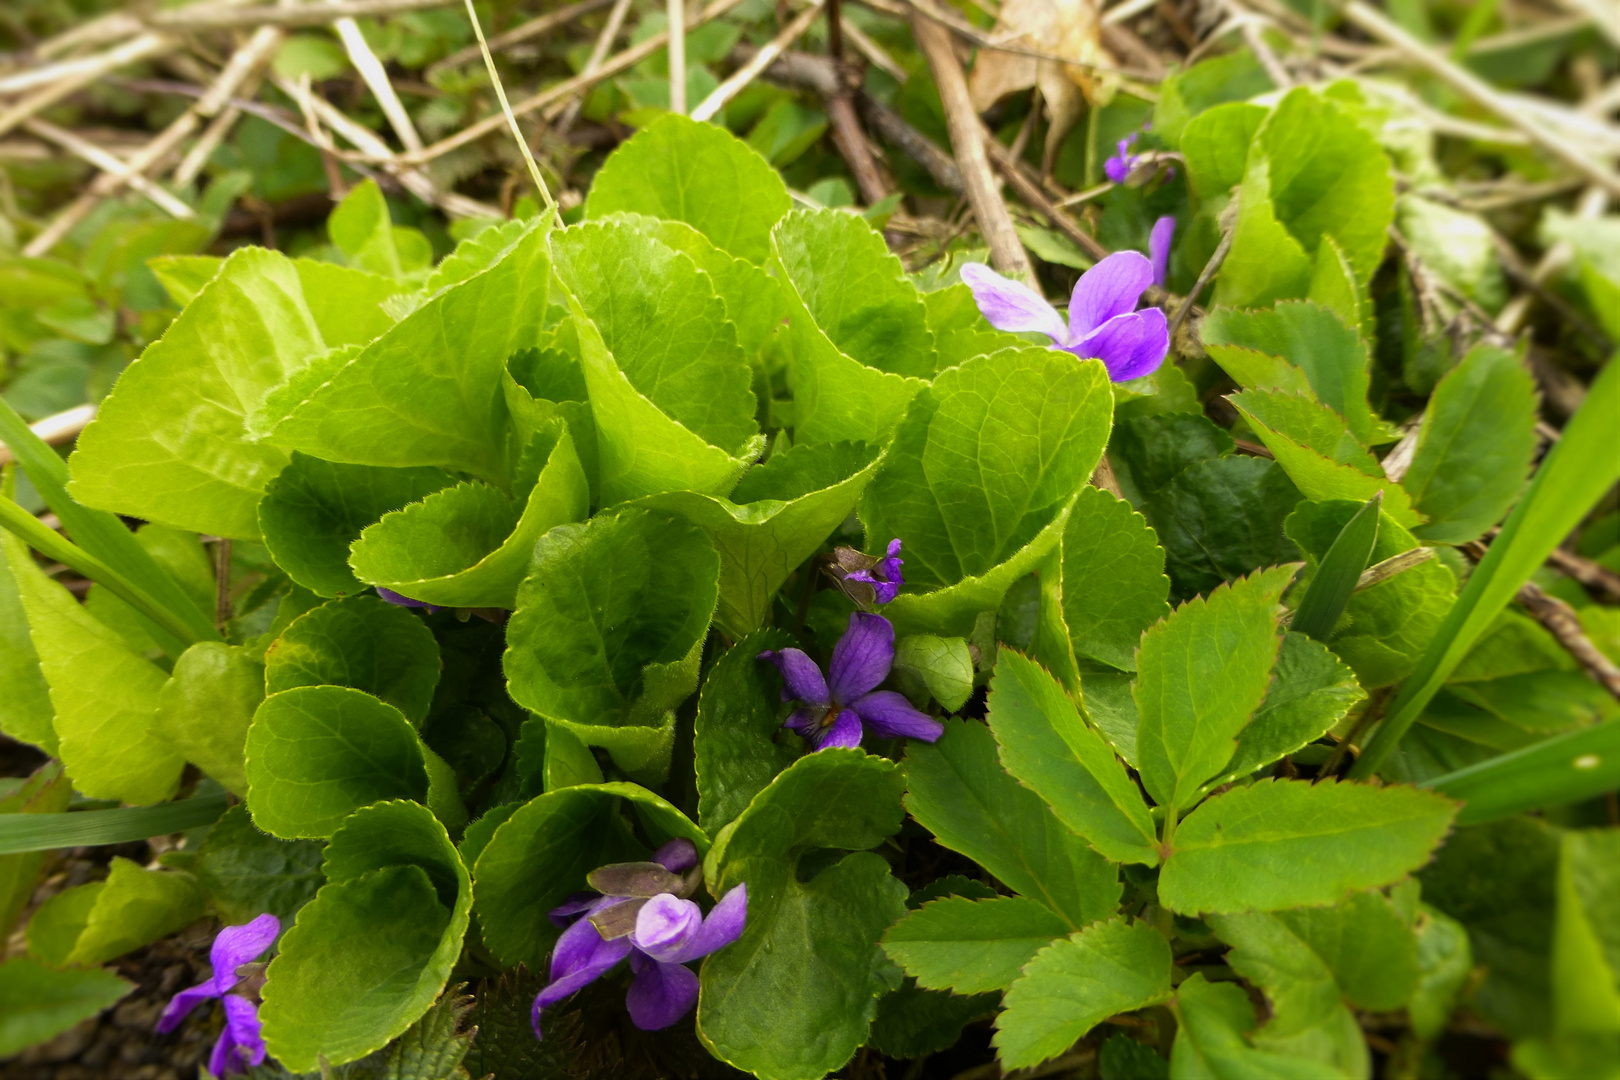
[
  {"xmin": 1496, "ymin": 186, "xmax": 1610, "ymax": 337},
  {"xmin": 21, "ymin": 119, "xmax": 194, "ymax": 219},
  {"xmin": 669, "ymin": 0, "xmax": 688, "ymax": 115},
  {"xmin": 554, "ymin": 0, "xmax": 635, "ymax": 135},
  {"xmin": 335, "ymin": 16, "xmax": 423, "ymax": 153},
  {"xmin": 461, "ymin": 0, "xmax": 552, "ymax": 207},
  {"xmin": 1545, "ymin": 547, "xmax": 1620, "ymax": 605},
  {"xmin": 1517, "ymin": 581, "xmax": 1620, "ymax": 701},
  {"xmin": 691, "ymin": 0, "xmax": 826, "ymax": 123},
  {"xmin": 912, "ymin": 12, "xmax": 1035, "ymax": 286},
  {"xmin": 146, "ymin": 0, "xmax": 460, "ymax": 30},
  {"xmin": 0, "ymin": 33, "xmax": 173, "ymax": 139}
]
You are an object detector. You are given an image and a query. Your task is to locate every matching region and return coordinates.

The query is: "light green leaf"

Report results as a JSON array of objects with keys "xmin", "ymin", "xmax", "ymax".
[
  {"xmin": 584, "ymin": 113, "xmax": 792, "ymax": 264},
  {"xmin": 257, "ymin": 453, "xmax": 456, "ymax": 598},
  {"xmin": 1202, "ymin": 301, "xmax": 1387, "ymax": 448},
  {"xmin": 1207, "ymin": 631, "xmax": 1364, "ymax": 789},
  {"xmin": 771, "ymin": 212, "xmax": 929, "ymax": 445},
  {"xmin": 1060, "ymin": 485, "xmax": 1170, "ymax": 672},
  {"xmin": 146, "ymin": 253, "xmax": 221, "ymax": 307},
  {"xmin": 349, "ymin": 420, "xmax": 590, "ymax": 609},
  {"xmin": 542, "ymin": 719, "xmax": 603, "ymax": 791},
  {"xmin": 245, "ymin": 685, "xmax": 430, "ymax": 839},
  {"xmin": 1551, "ymin": 829, "xmax": 1620, "ymax": 1033},
  {"xmin": 1171, "ymin": 973, "xmax": 1334, "ymax": 1080},
  {"xmin": 327, "ymin": 179, "xmax": 432, "ymax": 281},
  {"xmin": 905, "ymin": 716, "xmax": 1122, "ymax": 923},
  {"xmin": 694, "ymin": 629, "xmax": 799, "ymax": 834},
  {"xmin": 1214, "ymin": 155, "xmax": 1314, "ymax": 310},
  {"xmin": 504, "ymin": 509, "xmax": 718, "ymax": 780},
  {"xmin": 1180, "ymin": 102, "xmax": 1267, "ymax": 200},
  {"xmin": 563, "ymin": 280, "xmax": 761, "ymax": 506},
  {"xmin": 985, "ymin": 653, "xmax": 1159, "ymax": 866},
  {"xmin": 1397, "ymin": 194, "xmax": 1506, "ymax": 310},
  {"xmin": 892, "ymin": 634, "xmax": 975, "ymax": 714},
  {"xmin": 1231, "ymin": 391, "xmax": 1418, "ymax": 527},
  {"xmin": 472, "ymin": 782, "xmax": 703, "ymax": 969},
  {"xmin": 1401, "ymin": 345, "xmax": 1538, "ymax": 544},
  {"xmin": 700, "ymin": 750, "xmax": 908, "ymax": 1080},
  {"xmin": 2, "ymin": 530, "xmax": 182, "ymax": 804},
  {"xmin": 0, "ymin": 764, "xmax": 70, "ymax": 937},
  {"xmin": 0, "ymin": 957, "xmax": 131, "ymax": 1057},
  {"xmin": 1159, "ymin": 779, "xmax": 1457, "ymax": 913},
  {"xmin": 994, "ymin": 918, "xmax": 1175, "ymax": 1070},
  {"xmin": 1309, "ymin": 236, "xmax": 1362, "ymax": 330},
  {"xmin": 1277, "ymin": 890, "xmax": 1420, "ymax": 1010},
  {"xmin": 1136, "ymin": 566, "xmax": 1295, "ymax": 812},
  {"xmin": 635, "ymin": 440, "xmax": 882, "ymax": 636},
  {"xmin": 0, "ymin": 524, "xmax": 55, "ymax": 753},
  {"xmin": 866, "ymin": 348, "xmax": 1113, "ymax": 635},
  {"xmin": 155, "ymin": 642, "xmax": 263, "ymax": 795},
  {"xmin": 1409, "ymin": 904, "xmax": 1472, "ymax": 1041},
  {"xmin": 553, "ymin": 219, "xmax": 757, "ymax": 455},
  {"xmin": 269, "ymin": 221, "xmax": 551, "ymax": 483},
  {"xmin": 68, "ymin": 249, "xmax": 401, "ymax": 538},
  {"xmin": 264, "ymin": 595, "xmax": 441, "ymax": 725},
  {"xmin": 28, "ymin": 856, "xmax": 205, "ymax": 967},
  {"xmin": 883, "ymin": 895, "xmax": 1069, "ymax": 994}
]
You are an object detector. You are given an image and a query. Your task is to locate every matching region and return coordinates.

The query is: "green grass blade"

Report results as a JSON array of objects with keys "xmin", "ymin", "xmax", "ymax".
[
  {"xmin": 0, "ymin": 494, "xmax": 208, "ymax": 652},
  {"xmin": 0, "ymin": 791, "xmax": 230, "ymax": 855},
  {"xmin": 1422, "ymin": 720, "xmax": 1620, "ymax": 825},
  {"xmin": 1353, "ymin": 360, "xmax": 1620, "ymax": 778},
  {"xmin": 1291, "ymin": 491, "xmax": 1381, "ymax": 641},
  {"xmin": 0, "ymin": 399, "xmax": 217, "ymax": 644}
]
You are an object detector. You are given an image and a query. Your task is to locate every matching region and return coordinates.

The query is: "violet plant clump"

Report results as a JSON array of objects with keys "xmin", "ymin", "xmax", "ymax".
[
  {"xmin": 533, "ymin": 839, "xmax": 747, "ymax": 1037},
  {"xmin": 156, "ymin": 915, "xmax": 279, "ymax": 1075}
]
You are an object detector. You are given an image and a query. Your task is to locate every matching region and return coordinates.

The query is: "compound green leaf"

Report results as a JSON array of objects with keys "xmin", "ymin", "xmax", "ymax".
[
  {"xmin": 584, "ymin": 113, "xmax": 791, "ymax": 264},
  {"xmin": 269, "ymin": 221, "xmax": 551, "ymax": 483},
  {"xmin": 264, "ymin": 595, "xmax": 441, "ymax": 725},
  {"xmin": 245, "ymin": 685, "xmax": 430, "ymax": 839},
  {"xmin": 257, "ymin": 453, "xmax": 455, "ymax": 598},
  {"xmin": 1060, "ymin": 486, "xmax": 1170, "ymax": 671},
  {"xmin": 1159, "ymin": 779, "xmax": 1457, "ymax": 914},
  {"xmin": 700, "ymin": 750, "xmax": 908, "ymax": 1080},
  {"xmin": 2, "ymin": 530, "xmax": 182, "ymax": 804},
  {"xmin": 68, "ymin": 249, "xmax": 400, "ymax": 538},
  {"xmin": 882, "ymin": 895, "xmax": 1069, "ymax": 994},
  {"xmin": 905, "ymin": 716, "xmax": 1123, "ymax": 923},
  {"xmin": 694, "ymin": 629, "xmax": 799, "ymax": 834},
  {"xmin": 1401, "ymin": 345, "xmax": 1538, "ymax": 544},
  {"xmin": 155, "ymin": 641, "xmax": 264, "ymax": 795},
  {"xmin": 349, "ymin": 420, "xmax": 590, "ymax": 609},
  {"xmin": 504, "ymin": 509, "xmax": 718, "ymax": 779},
  {"xmin": 1135, "ymin": 566, "xmax": 1295, "ymax": 812},
  {"xmin": 636, "ymin": 440, "xmax": 883, "ymax": 636},
  {"xmin": 0, "ymin": 957, "xmax": 131, "ymax": 1057},
  {"xmin": 985, "ymin": 653, "xmax": 1159, "ymax": 866},
  {"xmin": 994, "ymin": 919, "xmax": 1174, "ymax": 1070}
]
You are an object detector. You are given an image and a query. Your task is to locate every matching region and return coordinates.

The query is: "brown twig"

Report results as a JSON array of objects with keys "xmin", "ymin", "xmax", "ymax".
[
  {"xmin": 1516, "ymin": 581, "xmax": 1620, "ymax": 700},
  {"xmin": 911, "ymin": 12, "xmax": 1036, "ymax": 286},
  {"xmin": 1545, "ymin": 547, "xmax": 1620, "ymax": 604}
]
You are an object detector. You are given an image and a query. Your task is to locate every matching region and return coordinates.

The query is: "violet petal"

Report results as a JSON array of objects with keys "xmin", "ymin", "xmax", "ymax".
[
  {"xmin": 848, "ymin": 690, "xmax": 946, "ymax": 742},
  {"xmin": 1072, "ymin": 308, "xmax": 1169, "ymax": 382},
  {"xmin": 960, "ymin": 263, "xmax": 1068, "ymax": 344},
  {"xmin": 631, "ymin": 894, "xmax": 703, "ymax": 962},
  {"xmin": 532, "ymin": 923, "xmax": 633, "ymax": 1037},
  {"xmin": 1149, "ymin": 216, "xmax": 1175, "ymax": 288},
  {"xmin": 624, "ymin": 951, "xmax": 700, "ymax": 1031},
  {"xmin": 548, "ymin": 890, "xmax": 603, "ymax": 926},
  {"xmin": 652, "ymin": 837, "xmax": 700, "ymax": 874},
  {"xmin": 1067, "ymin": 251, "xmax": 1155, "ymax": 341},
  {"xmin": 209, "ymin": 914, "xmax": 279, "ymax": 995},
  {"xmin": 156, "ymin": 983, "xmax": 218, "ymax": 1034},
  {"xmin": 221, "ymin": 994, "xmax": 267, "ymax": 1070},
  {"xmin": 375, "ymin": 586, "xmax": 439, "ymax": 612},
  {"xmin": 757, "ymin": 648, "xmax": 830, "ymax": 706},
  {"xmin": 817, "ymin": 709, "xmax": 865, "ymax": 749},
  {"xmin": 667, "ymin": 883, "xmax": 748, "ymax": 964},
  {"xmin": 826, "ymin": 612, "xmax": 895, "ymax": 703}
]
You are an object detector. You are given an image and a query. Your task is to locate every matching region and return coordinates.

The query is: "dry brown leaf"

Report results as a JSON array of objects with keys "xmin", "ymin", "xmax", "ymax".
[{"xmin": 966, "ymin": 0, "xmax": 1117, "ymax": 171}]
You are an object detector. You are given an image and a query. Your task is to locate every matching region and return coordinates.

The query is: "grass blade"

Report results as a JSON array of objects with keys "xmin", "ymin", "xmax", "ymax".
[
  {"xmin": 0, "ymin": 791, "xmax": 230, "ymax": 855},
  {"xmin": 1353, "ymin": 360, "xmax": 1620, "ymax": 778},
  {"xmin": 1422, "ymin": 720, "xmax": 1620, "ymax": 825},
  {"xmin": 1291, "ymin": 491, "xmax": 1382, "ymax": 641},
  {"xmin": 0, "ymin": 399, "xmax": 218, "ymax": 645}
]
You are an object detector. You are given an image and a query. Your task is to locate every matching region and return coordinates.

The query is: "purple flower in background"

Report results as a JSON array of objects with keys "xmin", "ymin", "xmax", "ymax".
[
  {"xmin": 961, "ymin": 252, "xmax": 1170, "ymax": 382},
  {"xmin": 758, "ymin": 612, "xmax": 944, "ymax": 750},
  {"xmin": 534, "ymin": 839, "xmax": 747, "ymax": 1039},
  {"xmin": 157, "ymin": 914, "xmax": 278, "ymax": 1075},
  {"xmin": 822, "ymin": 539, "xmax": 905, "ymax": 606},
  {"xmin": 1104, "ymin": 132, "xmax": 1141, "ymax": 184},
  {"xmin": 376, "ymin": 586, "xmax": 440, "ymax": 614},
  {"xmin": 1150, "ymin": 216, "xmax": 1175, "ymax": 289}
]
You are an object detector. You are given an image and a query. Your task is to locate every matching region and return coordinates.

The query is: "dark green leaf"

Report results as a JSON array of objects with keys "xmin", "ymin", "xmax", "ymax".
[
  {"xmin": 694, "ymin": 629, "xmax": 798, "ymax": 834},
  {"xmin": 265, "ymin": 595, "xmax": 441, "ymax": 726}
]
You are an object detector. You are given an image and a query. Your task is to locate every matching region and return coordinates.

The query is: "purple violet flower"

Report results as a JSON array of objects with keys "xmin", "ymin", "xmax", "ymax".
[
  {"xmin": 156, "ymin": 914, "xmax": 279, "ymax": 1076},
  {"xmin": 822, "ymin": 538, "xmax": 905, "ymax": 607},
  {"xmin": 1150, "ymin": 216, "xmax": 1175, "ymax": 289},
  {"xmin": 1104, "ymin": 133, "xmax": 1140, "ymax": 184},
  {"xmin": 960, "ymin": 252, "xmax": 1169, "ymax": 382},
  {"xmin": 376, "ymin": 586, "xmax": 440, "ymax": 614},
  {"xmin": 758, "ymin": 612, "xmax": 944, "ymax": 750},
  {"xmin": 534, "ymin": 839, "xmax": 747, "ymax": 1039}
]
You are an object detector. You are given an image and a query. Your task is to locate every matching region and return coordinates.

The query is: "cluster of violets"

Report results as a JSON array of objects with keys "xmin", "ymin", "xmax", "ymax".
[{"xmin": 157, "ymin": 913, "xmax": 278, "ymax": 1075}]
